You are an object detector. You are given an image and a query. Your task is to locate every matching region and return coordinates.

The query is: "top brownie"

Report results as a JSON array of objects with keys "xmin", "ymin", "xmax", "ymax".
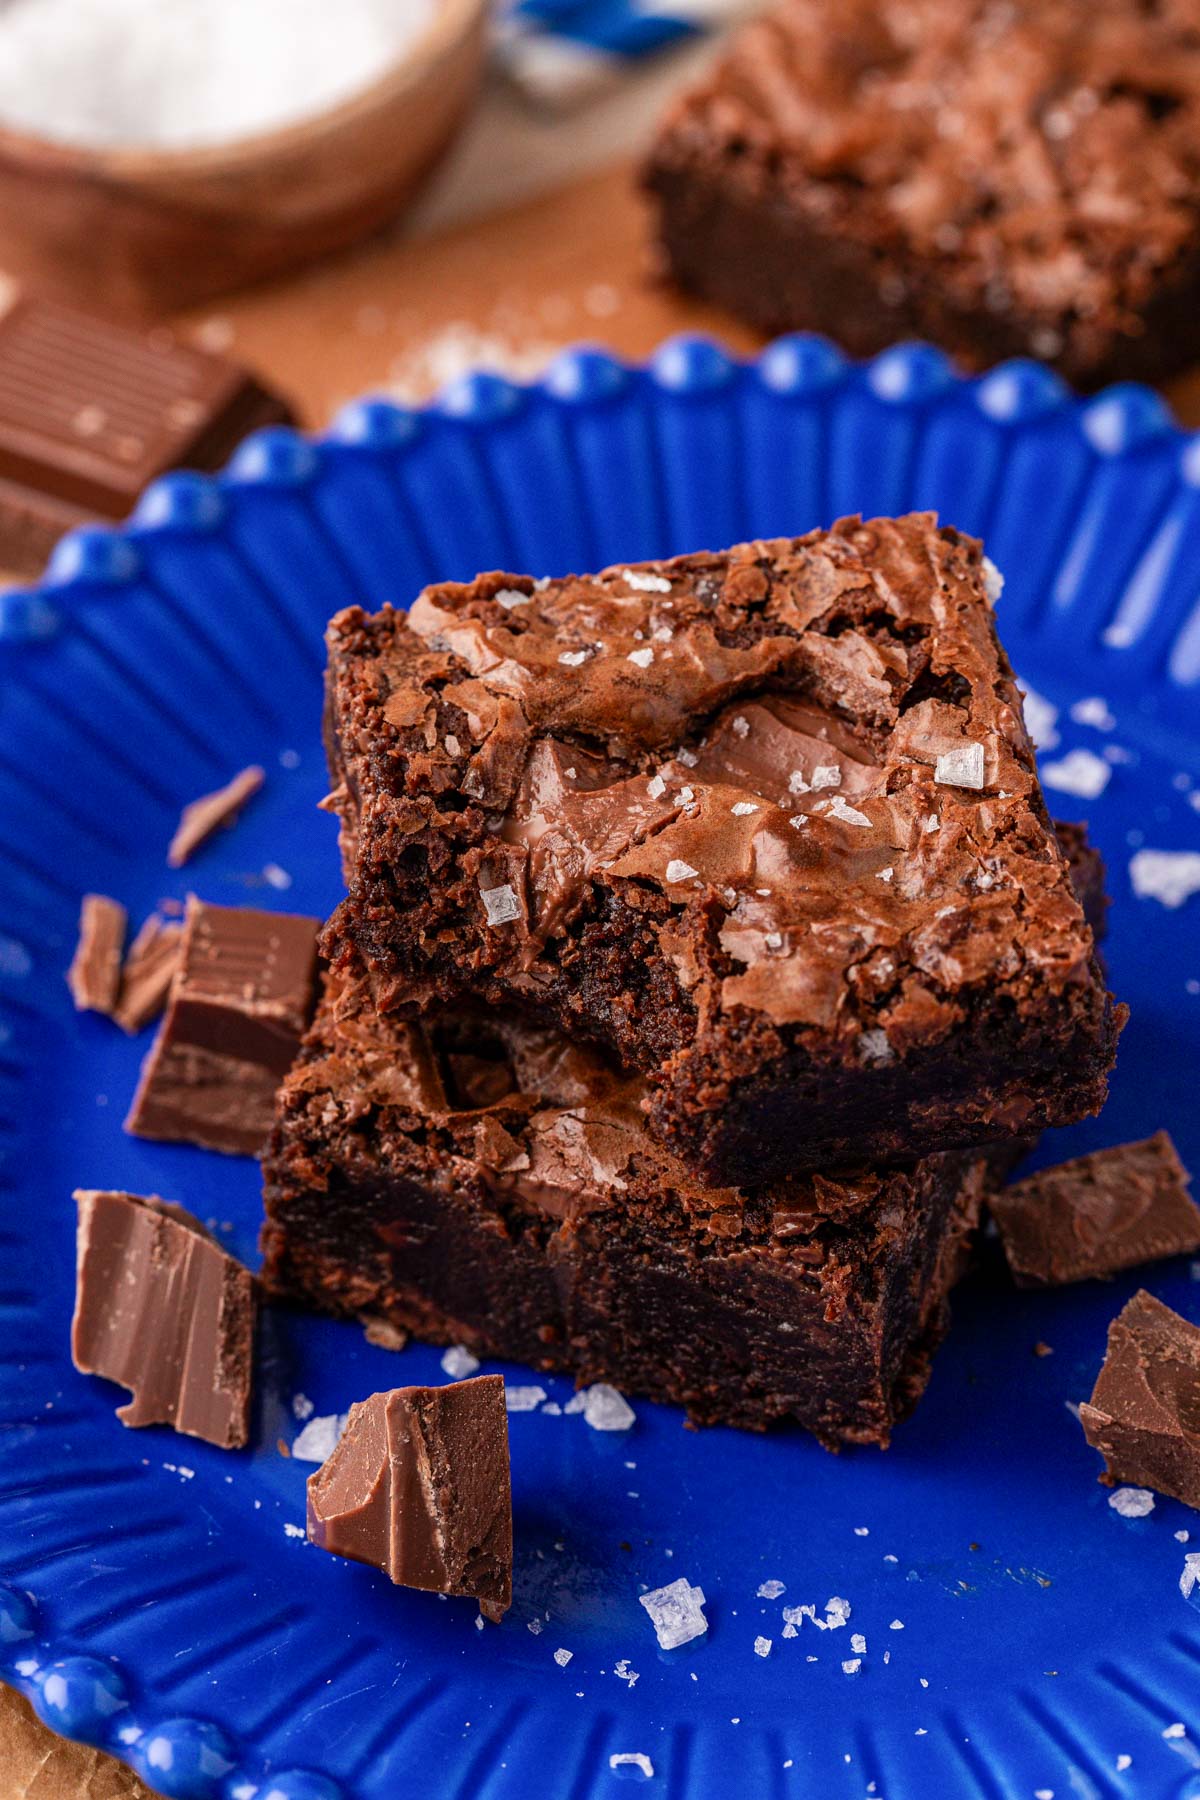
[
  {"xmin": 323, "ymin": 513, "xmax": 1122, "ymax": 1186},
  {"xmin": 644, "ymin": 0, "xmax": 1200, "ymax": 390}
]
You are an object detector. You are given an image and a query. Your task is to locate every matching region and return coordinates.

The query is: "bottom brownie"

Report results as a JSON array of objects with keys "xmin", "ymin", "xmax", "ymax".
[{"xmin": 261, "ymin": 954, "xmax": 985, "ymax": 1448}]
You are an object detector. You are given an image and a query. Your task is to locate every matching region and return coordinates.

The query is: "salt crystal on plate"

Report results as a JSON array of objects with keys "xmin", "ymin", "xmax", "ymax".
[
  {"xmin": 1180, "ymin": 1552, "xmax": 1200, "ymax": 1598},
  {"xmin": 757, "ymin": 1580, "xmax": 785, "ymax": 1599},
  {"xmin": 851, "ymin": 1634, "xmax": 866, "ymax": 1654},
  {"xmin": 623, "ymin": 570, "xmax": 671, "ymax": 593},
  {"xmin": 890, "ymin": 1619, "xmax": 905, "ymax": 1630},
  {"xmin": 1109, "ymin": 1486, "xmax": 1154, "ymax": 1518},
  {"xmin": 1177, "ymin": 1530, "xmax": 1191, "ymax": 1543},
  {"xmin": 827, "ymin": 796, "xmax": 872, "ymax": 828},
  {"xmin": 1129, "ymin": 849, "xmax": 1200, "ymax": 910},
  {"xmin": 614, "ymin": 1658, "xmax": 639, "ymax": 1686},
  {"xmin": 1116, "ymin": 1755, "xmax": 1132, "ymax": 1772},
  {"xmin": 1041, "ymin": 747, "xmax": 1112, "ymax": 799},
  {"xmin": 731, "ymin": 802, "xmax": 758, "ymax": 816},
  {"xmin": 610, "ymin": 1753, "xmax": 655, "ymax": 1778},
  {"xmin": 292, "ymin": 1413, "xmax": 347, "ymax": 1464},
  {"xmin": 481, "ymin": 883, "xmax": 521, "ymax": 926},
  {"xmin": 554, "ymin": 1648, "xmax": 573, "ymax": 1667},
  {"xmin": 824, "ymin": 1596, "xmax": 851, "ymax": 1628},
  {"xmin": 754, "ymin": 1636, "xmax": 772, "ymax": 1658},
  {"xmin": 505, "ymin": 1385, "xmax": 547, "ymax": 1412},
  {"xmin": 284, "ymin": 1522, "xmax": 305, "ymax": 1539},
  {"xmin": 441, "ymin": 1345, "xmax": 479, "ymax": 1379},
  {"xmin": 627, "ymin": 647, "xmax": 655, "ymax": 669},
  {"xmin": 1018, "ymin": 684, "xmax": 1060, "ymax": 750},
  {"xmin": 581, "ymin": 1383, "xmax": 635, "ymax": 1431},
  {"xmin": 292, "ymin": 1393, "xmax": 315, "ymax": 1421},
  {"xmin": 1070, "ymin": 696, "xmax": 1116, "ymax": 731},
  {"xmin": 1164, "ymin": 1723, "xmax": 1187, "ymax": 1740},
  {"xmin": 782, "ymin": 1622, "xmax": 797, "ymax": 1639},
  {"xmin": 528, "ymin": 1619, "xmax": 543, "ymax": 1635},
  {"xmin": 811, "ymin": 765, "xmax": 841, "ymax": 790},
  {"xmin": 666, "ymin": 859, "xmax": 699, "ymax": 883},
  {"xmin": 640, "ymin": 1578, "xmax": 708, "ymax": 1649},
  {"xmin": 842, "ymin": 1658, "xmax": 862, "ymax": 1675},
  {"xmin": 934, "ymin": 743, "xmax": 986, "ymax": 790}
]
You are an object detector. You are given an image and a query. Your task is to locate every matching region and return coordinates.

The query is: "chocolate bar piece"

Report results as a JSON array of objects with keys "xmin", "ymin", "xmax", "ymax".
[
  {"xmin": 0, "ymin": 296, "xmax": 292, "ymax": 576},
  {"xmin": 71, "ymin": 1189, "xmax": 256, "ymax": 1448},
  {"xmin": 263, "ymin": 948, "xmax": 986, "ymax": 1447},
  {"xmin": 992, "ymin": 1133, "xmax": 1199, "ymax": 1287},
  {"xmin": 1080, "ymin": 1290, "xmax": 1200, "ymax": 1508},
  {"xmin": 113, "ymin": 913, "xmax": 185, "ymax": 1035},
  {"xmin": 126, "ymin": 897, "xmax": 319, "ymax": 1155},
  {"xmin": 307, "ymin": 1376, "xmax": 512, "ymax": 1621},
  {"xmin": 66, "ymin": 893, "xmax": 126, "ymax": 1015},
  {"xmin": 168, "ymin": 766, "xmax": 265, "ymax": 868}
]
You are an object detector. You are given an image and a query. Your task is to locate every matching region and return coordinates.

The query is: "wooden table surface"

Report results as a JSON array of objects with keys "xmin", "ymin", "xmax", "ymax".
[{"xmin": 8, "ymin": 116, "xmax": 1200, "ymax": 1799}]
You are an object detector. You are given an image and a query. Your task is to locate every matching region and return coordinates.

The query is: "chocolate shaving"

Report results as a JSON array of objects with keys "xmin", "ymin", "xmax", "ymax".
[
  {"xmin": 126, "ymin": 896, "xmax": 319, "ymax": 1155},
  {"xmin": 1080, "ymin": 1289, "xmax": 1200, "ymax": 1508},
  {"xmin": 113, "ymin": 913, "xmax": 185, "ymax": 1034},
  {"xmin": 66, "ymin": 893, "xmax": 127, "ymax": 1015},
  {"xmin": 71, "ymin": 1189, "xmax": 256, "ymax": 1448},
  {"xmin": 992, "ymin": 1132, "xmax": 1199, "ymax": 1287},
  {"xmin": 167, "ymin": 765, "xmax": 265, "ymax": 868},
  {"xmin": 306, "ymin": 1375, "xmax": 512, "ymax": 1620}
]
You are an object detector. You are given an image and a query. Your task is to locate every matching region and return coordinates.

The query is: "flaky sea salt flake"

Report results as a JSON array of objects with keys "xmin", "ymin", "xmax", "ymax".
[
  {"xmin": 827, "ymin": 796, "xmax": 871, "ymax": 828},
  {"xmin": 851, "ymin": 1634, "xmax": 866, "ymax": 1654},
  {"xmin": 731, "ymin": 801, "xmax": 758, "ymax": 816},
  {"xmin": 824, "ymin": 1596, "xmax": 851, "ymax": 1628},
  {"xmin": 640, "ymin": 1578, "xmax": 708, "ymax": 1649},
  {"xmin": 1070, "ymin": 695, "xmax": 1116, "ymax": 731},
  {"xmin": 610, "ymin": 1753, "xmax": 654, "ymax": 1779},
  {"xmin": 558, "ymin": 649, "xmax": 589, "ymax": 667},
  {"xmin": 842, "ymin": 1659, "xmax": 862, "ymax": 1675},
  {"xmin": 494, "ymin": 587, "xmax": 529, "ymax": 610},
  {"xmin": 506, "ymin": 1385, "xmax": 547, "ymax": 1412},
  {"xmin": 646, "ymin": 775, "xmax": 667, "ymax": 800},
  {"xmin": 554, "ymin": 1647, "xmax": 573, "ymax": 1666},
  {"xmin": 292, "ymin": 1413, "xmax": 347, "ymax": 1464},
  {"xmin": 581, "ymin": 1383, "xmax": 635, "ymax": 1431},
  {"xmin": 757, "ymin": 1579, "xmax": 785, "ymax": 1599},
  {"xmin": 623, "ymin": 569, "xmax": 671, "ymax": 593},
  {"xmin": 441, "ymin": 1344, "xmax": 479, "ymax": 1379},
  {"xmin": 627, "ymin": 647, "xmax": 655, "ymax": 669},
  {"xmin": 859, "ymin": 1029, "xmax": 894, "ymax": 1066},
  {"xmin": 1164, "ymin": 1723, "xmax": 1187, "ymax": 1740},
  {"xmin": 666, "ymin": 859, "xmax": 699, "ymax": 884},
  {"xmin": 481, "ymin": 883, "xmax": 521, "ymax": 926},
  {"xmin": 1041, "ymin": 747, "xmax": 1112, "ymax": 799},
  {"xmin": 1109, "ymin": 1486, "xmax": 1154, "ymax": 1518},
  {"xmin": 1181, "ymin": 1552, "xmax": 1200, "ymax": 1598},
  {"xmin": 1130, "ymin": 849, "xmax": 1200, "ymax": 910},
  {"xmin": 754, "ymin": 1636, "xmax": 772, "ymax": 1658},
  {"xmin": 982, "ymin": 556, "xmax": 1005, "ymax": 605},
  {"xmin": 934, "ymin": 743, "xmax": 986, "ymax": 790},
  {"xmin": 732, "ymin": 716, "xmax": 750, "ymax": 738},
  {"xmin": 811, "ymin": 765, "xmax": 841, "ymax": 790}
]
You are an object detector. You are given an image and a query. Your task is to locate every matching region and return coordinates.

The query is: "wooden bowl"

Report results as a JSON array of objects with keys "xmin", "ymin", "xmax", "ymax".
[{"xmin": 0, "ymin": 0, "xmax": 487, "ymax": 318}]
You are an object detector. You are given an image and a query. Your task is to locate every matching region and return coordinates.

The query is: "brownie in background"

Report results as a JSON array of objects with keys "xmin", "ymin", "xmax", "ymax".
[{"xmin": 644, "ymin": 0, "xmax": 1200, "ymax": 390}]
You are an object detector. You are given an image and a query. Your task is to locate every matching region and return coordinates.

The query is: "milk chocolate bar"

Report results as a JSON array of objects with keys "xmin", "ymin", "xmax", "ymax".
[{"xmin": 0, "ymin": 296, "xmax": 292, "ymax": 575}]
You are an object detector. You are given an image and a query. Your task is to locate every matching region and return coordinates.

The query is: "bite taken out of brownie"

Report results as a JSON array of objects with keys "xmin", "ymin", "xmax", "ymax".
[
  {"xmin": 322, "ymin": 514, "xmax": 1123, "ymax": 1187},
  {"xmin": 643, "ymin": 0, "xmax": 1200, "ymax": 391},
  {"xmin": 261, "ymin": 950, "xmax": 986, "ymax": 1449}
]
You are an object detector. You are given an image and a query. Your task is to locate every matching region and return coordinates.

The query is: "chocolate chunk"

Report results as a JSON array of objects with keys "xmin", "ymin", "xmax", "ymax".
[
  {"xmin": 168, "ymin": 765, "xmax": 265, "ymax": 868},
  {"xmin": 113, "ymin": 913, "xmax": 185, "ymax": 1035},
  {"xmin": 1080, "ymin": 1290, "xmax": 1200, "ymax": 1508},
  {"xmin": 126, "ymin": 896, "xmax": 319, "ymax": 1155},
  {"xmin": 306, "ymin": 1376, "xmax": 512, "ymax": 1620},
  {"xmin": 0, "ymin": 296, "xmax": 291, "ymax": 576},
  {"xmin": 66, "ymin": 893, "xmax": 126, "ymax": 1014},
  {"xmin": 71, "ymin": 1189, "xmax": 255, "ymax": 1448},
  {"xmin": 992, "ymin": 1133, "xmax": 1199, "ymax": 1287}
]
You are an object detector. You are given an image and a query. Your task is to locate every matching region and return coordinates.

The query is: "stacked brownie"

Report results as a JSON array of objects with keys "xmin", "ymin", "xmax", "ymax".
[{"xmin": 261, "ymin": 513, "xmax": 1123, "ymax": 1446}]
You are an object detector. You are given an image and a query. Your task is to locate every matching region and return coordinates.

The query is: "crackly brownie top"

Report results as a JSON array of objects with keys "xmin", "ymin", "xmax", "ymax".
[
  {"xmin": 652, "ymin": 0, "xmax": 1200, "ymax": 348},
  {"xmin": 327, "ymin": 513, "xmax": 1096, "ymax": 1049},
  {"xmin": 281, "ymin": 953, "xmax": 968, "ymax": 1250}
]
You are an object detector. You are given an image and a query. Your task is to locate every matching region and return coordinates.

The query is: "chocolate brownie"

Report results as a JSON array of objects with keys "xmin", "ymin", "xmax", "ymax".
[
  {"xmin": 322, "ymin": 514, "xmax": 1122, "ymax": 1186},
  {"xmin": 643, "ymin": 0, "xmax": 1200, "ymax": 391},
  {"xmin": 261, "ymin": 951, "xmax": 985, "ymax": 1448}
]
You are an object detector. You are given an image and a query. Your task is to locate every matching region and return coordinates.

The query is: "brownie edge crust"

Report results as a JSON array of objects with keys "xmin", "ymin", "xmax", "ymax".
[
  {"xmin": 261, "ymin": 955, "xmax": 986, "ymax": 1448},
  {"xmin": 322, "ymin": 513, "xmax": 1122, "ymax": 1186}
]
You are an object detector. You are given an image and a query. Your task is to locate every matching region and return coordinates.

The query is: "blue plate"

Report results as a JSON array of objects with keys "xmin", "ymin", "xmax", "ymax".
[{"xmin": 2, "ymin": 336, "xmax": 1200, "ymax": 1800}]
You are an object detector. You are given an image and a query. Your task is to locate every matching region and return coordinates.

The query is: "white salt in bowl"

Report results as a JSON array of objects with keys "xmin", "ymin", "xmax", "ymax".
[{"xmin": 0, "ymin": 0, "xmax": 486, "ymax": 316}]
